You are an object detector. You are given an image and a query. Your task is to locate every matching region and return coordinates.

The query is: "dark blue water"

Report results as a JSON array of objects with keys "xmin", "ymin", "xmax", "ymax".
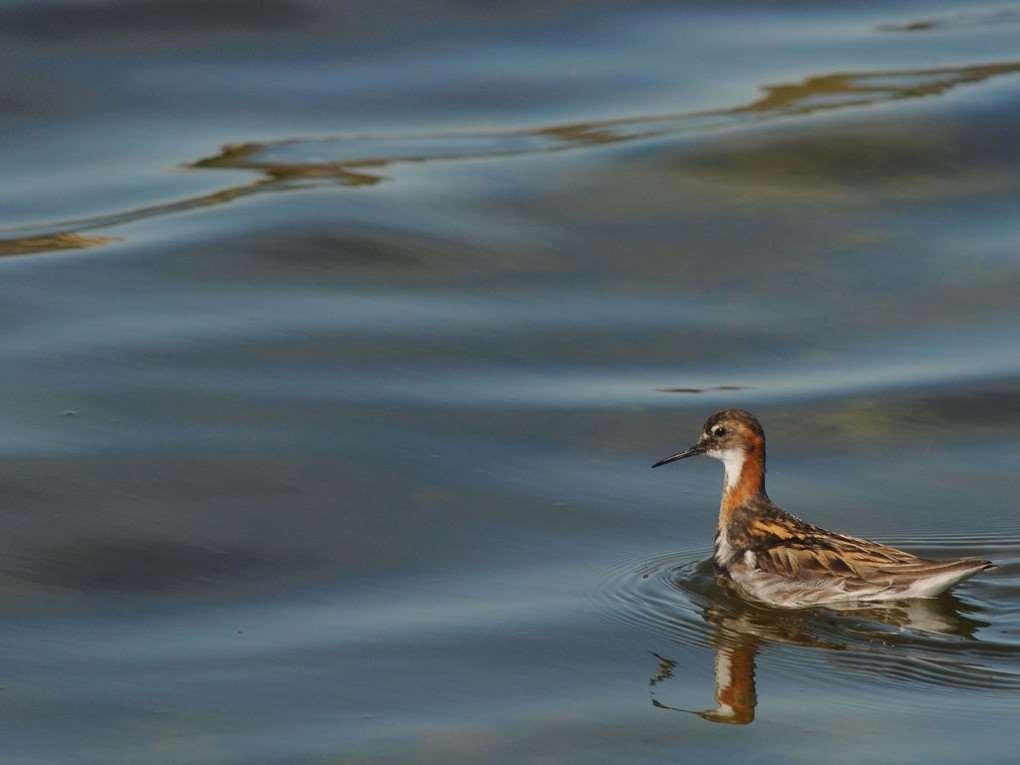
[{"xmin": 2, "ymin": 2, "xmax": 1019, "ymax": 762}]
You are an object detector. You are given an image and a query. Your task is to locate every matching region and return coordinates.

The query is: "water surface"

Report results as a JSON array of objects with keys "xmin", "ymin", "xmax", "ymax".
[{"xmin": 1, "ymin": 1, "xmax": 1019, "ymax": 762}]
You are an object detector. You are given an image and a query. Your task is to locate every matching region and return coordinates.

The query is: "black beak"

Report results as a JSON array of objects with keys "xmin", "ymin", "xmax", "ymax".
[{"xmin": 651, "ymin": 443, "xmax": 705, "ymax": 468}]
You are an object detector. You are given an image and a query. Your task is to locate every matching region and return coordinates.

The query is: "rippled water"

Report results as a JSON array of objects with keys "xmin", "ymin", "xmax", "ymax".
[{"xmin": 2, "ymin": 1, "xmax": 1020, "ymax": 762}]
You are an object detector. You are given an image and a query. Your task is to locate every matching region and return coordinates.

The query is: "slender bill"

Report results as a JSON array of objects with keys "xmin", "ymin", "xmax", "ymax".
[{"xmin": 651, "ymin": 443, "xmax": 706, "ymax": 468}]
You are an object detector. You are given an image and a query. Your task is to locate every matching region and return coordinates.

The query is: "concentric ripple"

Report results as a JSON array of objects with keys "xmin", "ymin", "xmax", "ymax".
[{"xmin": 594, "ymin": 536, "xmax": 1020, "ymax": 706}]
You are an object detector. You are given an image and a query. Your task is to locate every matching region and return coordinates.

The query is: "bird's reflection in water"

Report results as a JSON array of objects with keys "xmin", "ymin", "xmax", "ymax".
[
  {"xmin": 648, "ymin": 584, "xmax": 986, "ymax": 724},
  {"xmin": 650, "ymin": 636, "xmax": 759, "ymax": 724},
  {"xmin": 649, "ymin": 614, "xmax": 763, "ymax": 724}
]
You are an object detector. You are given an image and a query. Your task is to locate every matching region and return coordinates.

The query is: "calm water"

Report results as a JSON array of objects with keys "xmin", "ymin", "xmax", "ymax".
[{"xmin": 2, "ymin": 1, "xmax": 1020, "ymax": 762}]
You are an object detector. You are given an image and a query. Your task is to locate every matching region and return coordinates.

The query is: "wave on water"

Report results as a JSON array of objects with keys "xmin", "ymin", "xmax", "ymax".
[
  {"xmin": 3, "ymin": 59, "xmax": 1020, "ymax": 257},
  {"xmin": 878, "ymin": 6, "xmax": 1020, "ymax": 33}
]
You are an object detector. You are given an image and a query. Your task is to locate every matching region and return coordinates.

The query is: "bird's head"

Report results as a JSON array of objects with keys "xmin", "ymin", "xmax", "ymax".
[{"xmin": 651, "ymin": 409, "xmax": 765, "ymax": 469}]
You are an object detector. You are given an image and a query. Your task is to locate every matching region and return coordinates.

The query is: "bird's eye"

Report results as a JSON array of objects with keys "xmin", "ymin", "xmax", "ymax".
[{"xmin": 712, "ymin": 426, "xmax": 727, "ymax": 437}]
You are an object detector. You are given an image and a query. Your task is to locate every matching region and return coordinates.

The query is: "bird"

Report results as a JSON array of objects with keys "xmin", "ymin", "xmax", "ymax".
[{"xmin": 652, "ymin": 409, "xmax": 994, "ymax": 608}]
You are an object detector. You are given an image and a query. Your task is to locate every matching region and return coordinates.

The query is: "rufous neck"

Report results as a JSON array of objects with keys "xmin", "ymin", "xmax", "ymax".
[{"xmin": 719, "ymin": 446, "xmax": 767, "ymax": 520}]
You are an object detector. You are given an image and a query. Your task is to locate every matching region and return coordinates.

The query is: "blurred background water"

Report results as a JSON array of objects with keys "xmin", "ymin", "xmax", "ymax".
[{"xmin": 2, "ymin": 1, "xmax": 1020, "ymax": 762}]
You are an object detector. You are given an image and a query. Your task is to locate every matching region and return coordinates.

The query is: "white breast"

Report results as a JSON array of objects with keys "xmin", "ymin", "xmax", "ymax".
[
  {"xmin": 715, "ymin": 525, "xmax": 736, "ymax": 567},
  {"xmin": 708, "ymin": 447, "xmax": 746, "ymax": 568}
]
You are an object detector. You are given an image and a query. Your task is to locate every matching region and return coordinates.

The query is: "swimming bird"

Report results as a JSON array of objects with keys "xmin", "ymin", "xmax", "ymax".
[{"xmin": 652, "ymin": 409, "xmax": 994, "ymax": 607}]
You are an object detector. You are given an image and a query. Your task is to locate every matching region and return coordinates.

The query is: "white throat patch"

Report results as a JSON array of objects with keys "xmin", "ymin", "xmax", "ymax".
[{"xmin": 707, "ymin": 448, "xmax": 745, "ymax": 492}]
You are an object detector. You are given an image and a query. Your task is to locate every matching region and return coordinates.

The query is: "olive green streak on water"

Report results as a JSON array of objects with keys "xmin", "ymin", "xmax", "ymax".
[
  {"xmin": 2, "ymin": 59, "xmax": 1020, "ymax": 256},
  {"xmin": 878, "ymin": 6, "xmax": 1020, "ymax": 33}
]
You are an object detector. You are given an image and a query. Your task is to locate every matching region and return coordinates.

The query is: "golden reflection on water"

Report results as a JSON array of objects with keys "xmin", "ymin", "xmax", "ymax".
[
  {"xmin": 0, "ymin": 232, "xmax": 118, "ymax": 257},
  {"xmin": 2, "ymin": 59, "xmax": 1019, "ymax": 257},
  {"xmin": 191, "ymin": 142, "xmax": 385, "ymax": 188}
]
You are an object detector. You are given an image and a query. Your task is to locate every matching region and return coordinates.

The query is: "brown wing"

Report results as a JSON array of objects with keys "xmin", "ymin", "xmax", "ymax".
[
  {"xmin": 749, "ymin": 517, "xmax": 993, "ymax": 590},
  {"xmin": 748, "ymin": 516, "xmax": 921, "ymax": 581},
  {"xmin": 735, "ymin": 498, "xmax": 993, "ymax": 595}
]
